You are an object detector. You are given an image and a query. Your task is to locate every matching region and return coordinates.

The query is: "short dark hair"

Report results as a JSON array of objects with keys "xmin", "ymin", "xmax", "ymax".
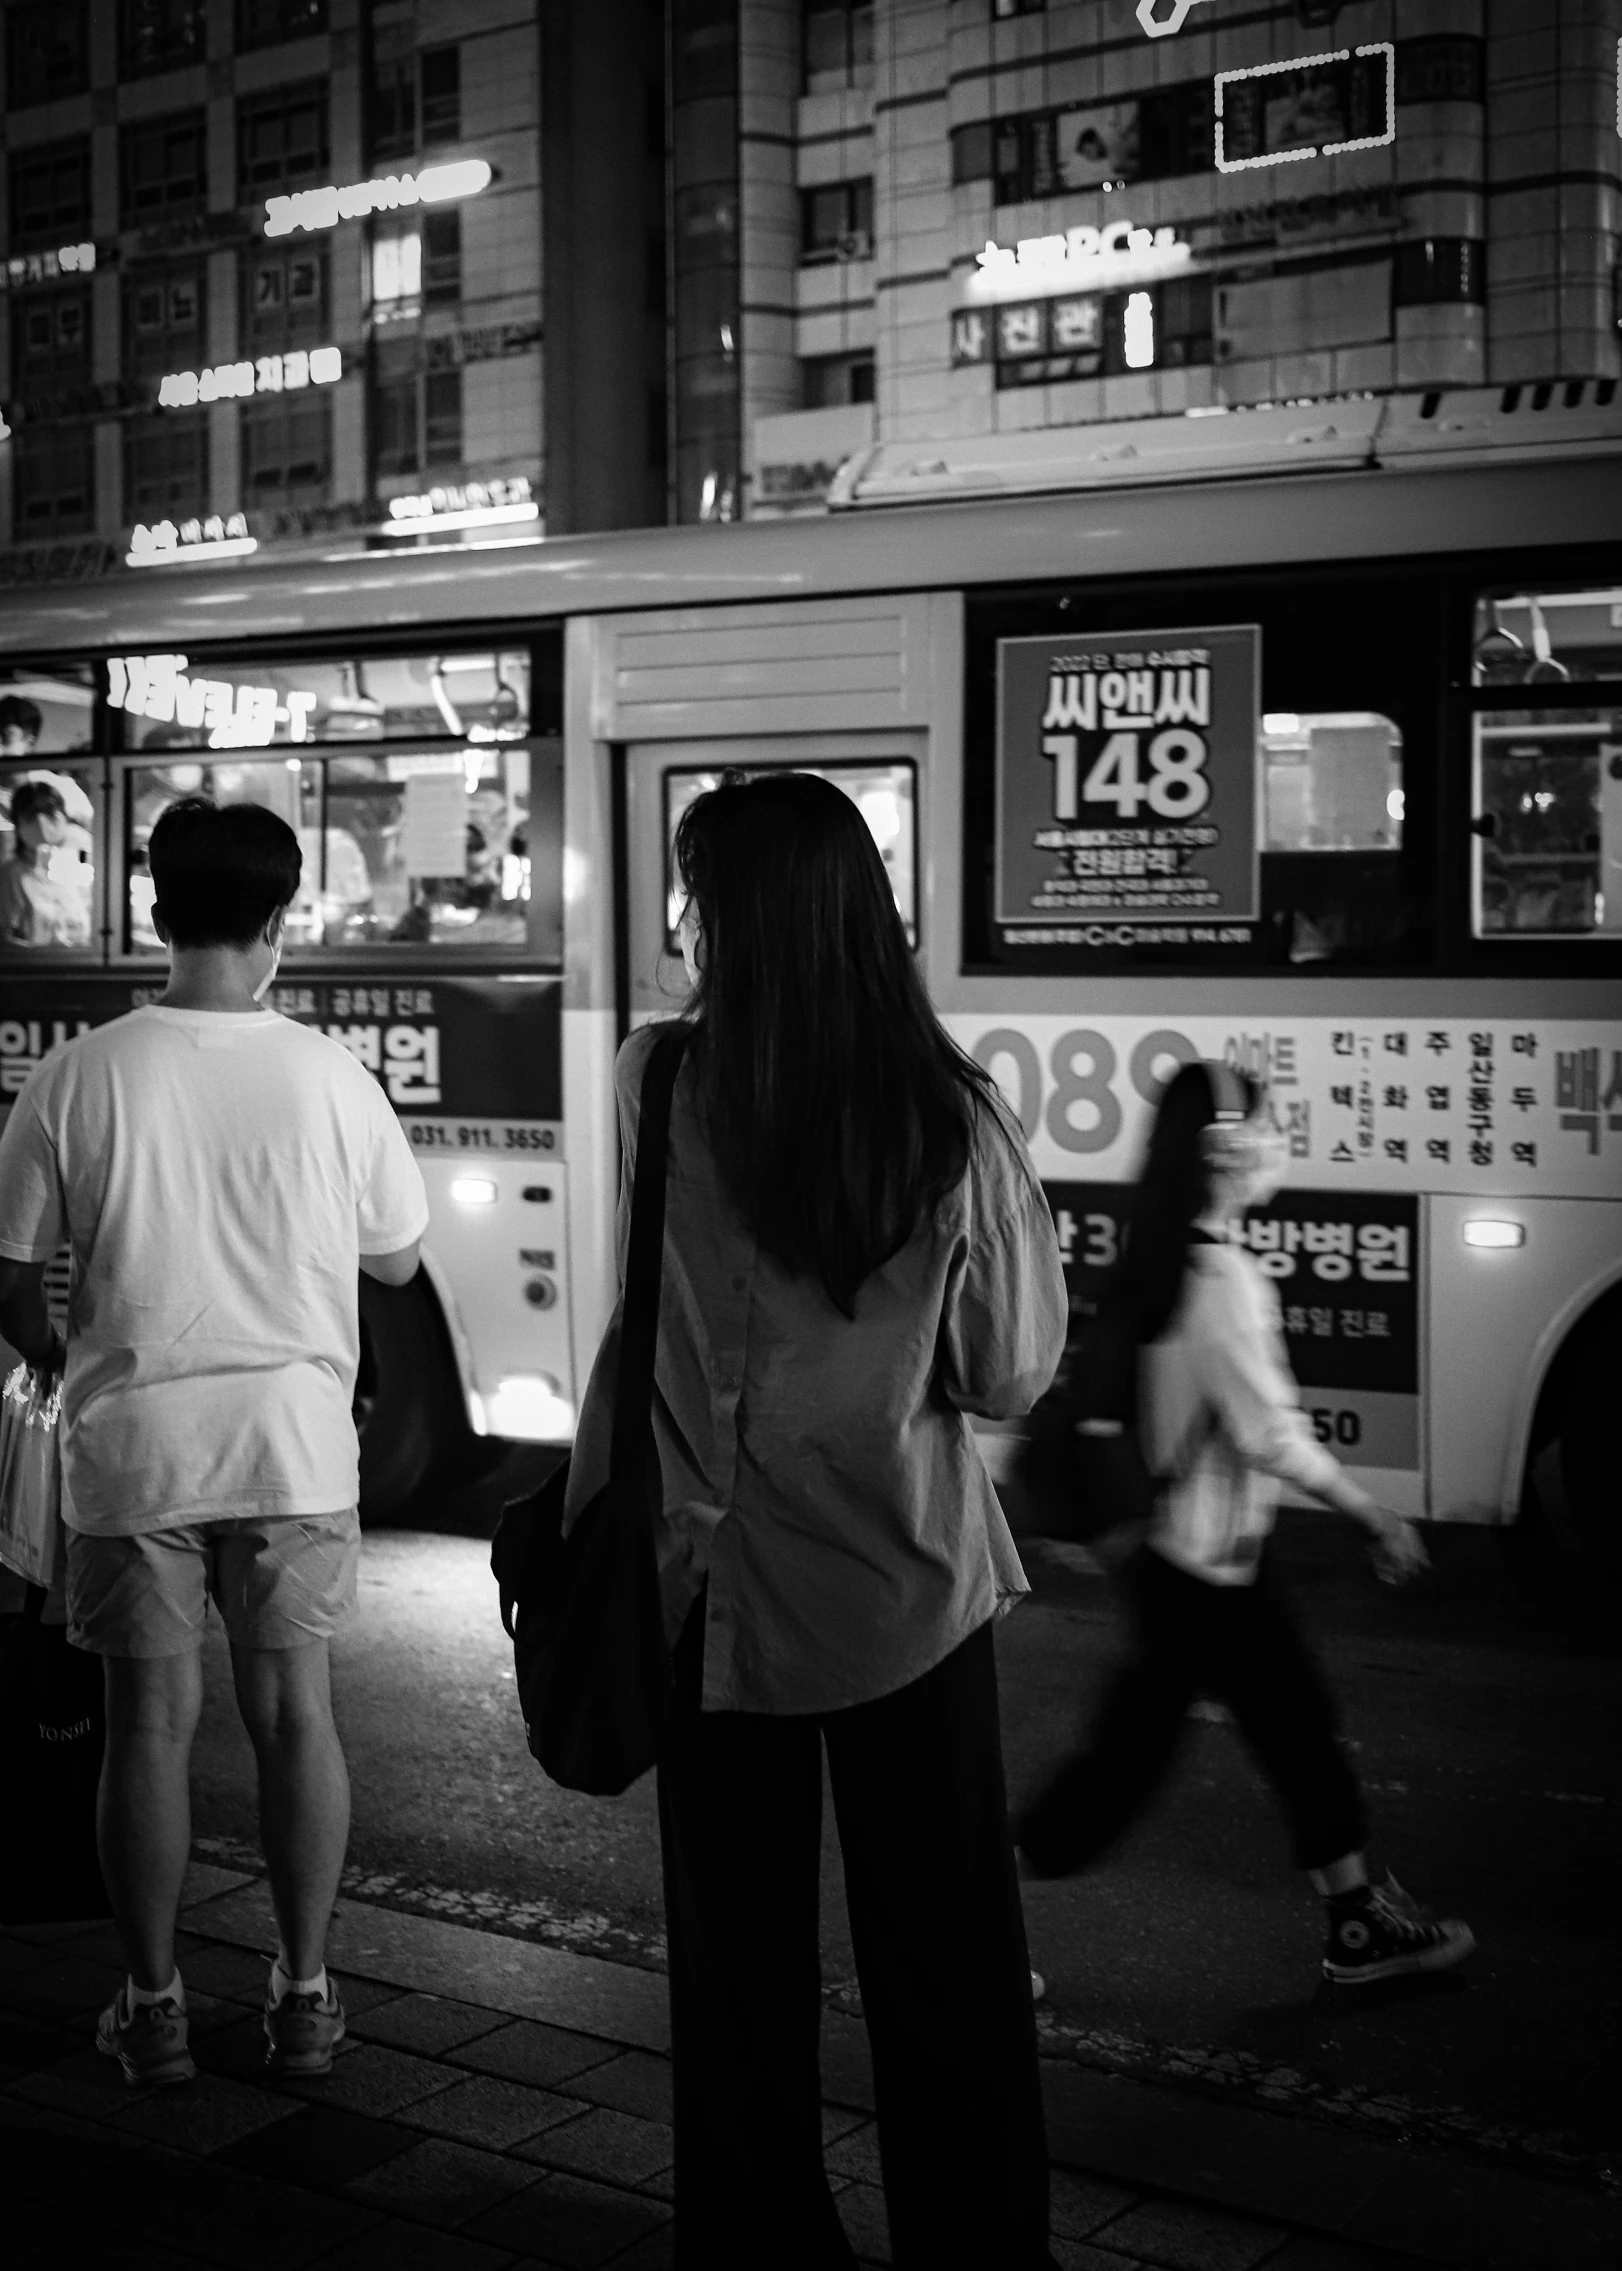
[
  {"xmin": 0, "ymin": 695, "xmax": 43, "ymax": 740},
  {"xmin": 9, "ymin": 780, "xmax": 65, "ymax": 830},
  {"xmin": 148, "ymin": 796, "xmax": 301, "ymax": 949}
]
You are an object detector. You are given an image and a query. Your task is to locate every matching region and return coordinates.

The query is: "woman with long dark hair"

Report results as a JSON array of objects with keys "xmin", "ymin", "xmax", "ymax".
[
  {"xmin": 568, "ymin": 772, "xmax": 1067, "ymax": 2267},
  {"xmin": 1015, "ymin": 1061, "xmax": 1474, "ymax": 1987}
]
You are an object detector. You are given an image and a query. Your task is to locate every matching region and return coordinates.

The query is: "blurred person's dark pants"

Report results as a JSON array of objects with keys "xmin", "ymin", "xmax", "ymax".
[
  {"xmin": 657, "ymin": 1603, "xmax": 1051, "ymax": 2270},
  {"xmin": 1019, "ymin": 1542, "xmax": 1366, "ymax": 1877}
]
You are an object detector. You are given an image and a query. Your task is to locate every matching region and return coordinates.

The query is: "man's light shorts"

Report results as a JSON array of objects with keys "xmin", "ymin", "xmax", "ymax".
[{"xmin": 66, "ymin": 1510, "xmax": 361, "ymax": 1658}]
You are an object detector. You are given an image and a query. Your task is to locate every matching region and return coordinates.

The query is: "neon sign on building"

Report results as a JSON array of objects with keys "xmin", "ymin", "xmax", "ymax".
[
  {"xmin": 383, "ymin": 476, "xmax": 538, "ymax": 535},
  {"xmin": 966, "ymin": 223, "xmax": 1191, "ymax": 306},
  {"xmin": 126, "ymin": 515, "xmax": 257, "ymax": 569},
  {"xmin": 1215, "ymin": 47, "xmax": 1396, "ymax": 173},
  {"xmin": 264, "ymin": 160, "xmax": 492, "ymax": 239},
  {"xmin": 157, "ymin": 348, "xmax": 341, "ymax": 408}
]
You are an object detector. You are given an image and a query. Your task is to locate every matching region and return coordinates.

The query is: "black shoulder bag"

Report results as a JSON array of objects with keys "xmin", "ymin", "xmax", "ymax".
[{"xmin": 490, "ymin": 1026, "xmax": 689, "ymax": 1796}]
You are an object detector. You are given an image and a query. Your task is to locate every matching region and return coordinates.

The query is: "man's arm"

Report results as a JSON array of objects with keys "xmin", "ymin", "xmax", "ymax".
[
  {"xmin": 359, "ymin": 1241, "xmax": 420, "ymax": 1289},
  {"xmin": 0, "ymin": 1258, "xmax": 61, "ymax": 1370}
]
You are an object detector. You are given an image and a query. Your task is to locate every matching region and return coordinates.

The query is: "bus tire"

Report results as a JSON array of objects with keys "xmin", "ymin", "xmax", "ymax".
[
  {"xmin": 1557, "ymin": 1307, "xmax": 1622, "ymax": 1586},
  {"xmin": 355, "ymin": 1273, "xmax": 467, "ymax": 1522}
]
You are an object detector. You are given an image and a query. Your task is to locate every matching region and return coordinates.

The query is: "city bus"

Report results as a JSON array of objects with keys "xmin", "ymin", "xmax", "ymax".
[{"xmin": 0, "ymin": 402, "xmax": 1617, "ymax": 1561}]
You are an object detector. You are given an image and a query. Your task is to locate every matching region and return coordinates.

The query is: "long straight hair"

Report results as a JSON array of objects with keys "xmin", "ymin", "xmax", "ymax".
[
  {"xmin": 672, "ymin": 771, "xmax": 992, "ymax": 1315},
  {"xmin": 1106, "ymin": 1060, "xmax": 1263, "ymax": 1345}
]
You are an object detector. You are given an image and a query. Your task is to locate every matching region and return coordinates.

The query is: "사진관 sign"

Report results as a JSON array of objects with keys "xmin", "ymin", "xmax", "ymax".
[{"xmin": 995, "ymin": 624, "xmax": 1261, "ymax": 938}]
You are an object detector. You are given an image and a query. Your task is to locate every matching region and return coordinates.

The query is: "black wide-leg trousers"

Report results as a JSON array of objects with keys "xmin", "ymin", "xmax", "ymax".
[
  {"xmin": 656, "ymin": 1607, "xmax": 1052, "ymax": 2270},
  {"xmin": 1018, "ymin": 1543, "xmax": 1367, "ymax": 1879}
]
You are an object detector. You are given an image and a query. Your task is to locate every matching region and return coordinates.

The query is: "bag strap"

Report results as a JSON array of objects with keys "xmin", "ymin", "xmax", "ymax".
[{"xmin": 609, "ymin": 1026, "xmax": 691, "ymax": 1486}]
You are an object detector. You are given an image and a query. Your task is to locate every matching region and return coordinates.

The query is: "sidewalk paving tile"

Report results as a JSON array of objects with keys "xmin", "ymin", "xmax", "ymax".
[
  {"xmin": 395, "ymin": 2071, "xmax": 584, "ymax": 2148},
  {"xmin": 1051, "ymin": 2244, "xmax": 1145, "ymax": 2271},
  {"xmin": 314, "ymin": 2217, "xmax": 524, "ymax": 2271},
  {"xmin": 465, "ymin": 2170, "xmax": 671, "ymax": 2269},
  {"xmin": 185, "ymin": 1883, "xmax": 673, "ymax": 2052},
  {"xmin": 0, "ymin": 2013, "xmax": 78, "ymax": 2079},
  {"xmin": 174, "ymin": 1941, "xmax": 278, "ymax": 2003},
  {"xmin": 1051, "ymin": 2170, "xmax": 1145, "ymax": 2240},
  {"xmin": 824, "ymin": 2119, "xmax": 883, "ymax": 2185},
  {"xmin": 819, "ymin": 2007, "xmax": 877, "ymax": 2112},
  {"xmin": 822, "ymin": 2103, "xmax": 868, "ymax": 2145},
  {"xmin": 281, "ymin": 2039, "xmax": 461, "ymax": 2117},
  {"xmin": 1094, "ymin": 2198, "xmax": 1289, "ymax": 2271},
  {"xmin": 105, "ymin": 2068, "xmax": 299, "ymax": 2154},
  {"xmin": 6, "ymin": 2042, "xmax": 134, "ymax": 2121},
  {"xmin": 597, "ymin": 2227, "xmax": 676, "ymax": 2271},
  {"xmin": 513, "ymin": 2103, "xmax": 676, "ymax": 2186},
  {"xmin": 1264, "ymin": 2242, "xmax": 1445, "ymax": 2270},
  {"xmin": 349, "ymin": 1990, "xmax": 508, "ymax": 2056},
  {"xmin": 4, "ymin": 1949, "xmax": 125, "ymax": 2020},
  {"xmin": 559, "ymin": 2048, "xmax": 673, "ymax": 2125},
  {"xmin": 835, "ymin": 2181, "xmax": 892, "ymax": 2265},
  {"xmin": 216, "ymin": 2103, "xmax": 422, "ymax": 2190},
  {"xmin": 345, "ymin": 2134, "xmax": 542, "ymax": 2228},
  {"xmin": 448, "ymin": 2018, "xmax": 624, "ymax": 2090}
]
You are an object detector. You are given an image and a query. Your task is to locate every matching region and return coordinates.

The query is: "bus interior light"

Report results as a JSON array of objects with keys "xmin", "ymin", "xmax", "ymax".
[
  {"xmin": 450, "ymin": 1176, "xmax": 498, "ymax": 1205},
  {"xmin": 1463, "ymin": 1219, "xmax": 1525, "ymax": 1249},
  {"xmin": 485, "ymin": 1375, "xmax": 576, "ymax": 1442}
]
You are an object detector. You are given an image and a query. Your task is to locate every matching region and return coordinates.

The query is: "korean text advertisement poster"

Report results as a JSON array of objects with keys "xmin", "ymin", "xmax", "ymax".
[{"xmin": 995, "ymin": 624, "xmax": 1261, "ymax": 937}]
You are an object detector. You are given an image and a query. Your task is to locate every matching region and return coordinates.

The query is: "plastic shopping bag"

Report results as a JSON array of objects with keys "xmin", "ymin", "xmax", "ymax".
[{"xmin": 0, "ymin": 1362, "xmax": 64, "ymax": 1592}]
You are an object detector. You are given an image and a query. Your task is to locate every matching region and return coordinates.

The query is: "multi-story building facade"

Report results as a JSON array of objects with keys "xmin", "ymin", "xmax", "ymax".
[
  {"xmin": 0, "ymin": 0, "xmax": 542, "ymax": 575},
  {"xmin": 728, "ymin": 0, "xmax": 1622, "ymax": 517}
]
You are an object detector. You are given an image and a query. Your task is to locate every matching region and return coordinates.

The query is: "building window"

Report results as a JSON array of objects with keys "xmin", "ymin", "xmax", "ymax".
[
  {"xmin": 802, "ymin": 351, "xmax": 873, "ymax": 408},
  {"xmin": 422, "ymin": 210, "xmax": 461, "ymax": 307},
  {"xmin": 125, "ymin": 412, "xmax": 207, "ymax": 518},
  {"xmin": 235, "ymin": 0, "xmax": 324, "ymax": 45},
  {"xmin": 370, "ymin": 222, "xmax": 421, "ymax": 319},
  {"xmin": 372, "ymin": 359, "xmax": 462, "ymax": 479},
  {"xmin": 242, "ymin": 392, "xmax": 331, "ymax": 503},
  {"xmin": 14, "ymin": 427, "xmax": 93, "ymax": 537},
  {"xmin": 125, "ymin": 264, "xmax": 205, "ymax": 386},
  {"xmin": 1394, "ymin": 238, "xmax": 1485, "ymax": 307},
  {"xmin": 955, "ymin": 82, "xmax": 1214, "ymax": 202},
  {"xmin": 370, "ymin": 56, "xmax": 417, "ymax": 162},
  {"xmin": 242, "ymin": 244, "xmax": 327, "ymax": 352},
  {"xmin": 119, "ymin": 115, "xmax": 208, "ymax": 225},
  {"xmin": 420, "ymin": 44, "xmax": 460, "ymax": 145},
  {"xmin": 992, "ymin": 0, "xmax": 1044, "ymax": 15},
  {"xmin": 6, "ymin": 3, "xmax": 89, "ymax": 108},
  {"xmin": 9, "ymin": 142, "xmax": 91, "ymax": 252},
  {"xmin": 237, "ymin": 84, "xmax": 330, "ymax": 198},
  {"xmin": 12, "ymin": 290, "xmax": 91, "ymax": 402},
  {"xmin": 802, "ymin": 180, "xmax": 873, "ymax": 264},
  {"xmin": 236, "ymin": 0, "xmax": 326, "ymax": 47},
  {"xmin": 802, "ymin": 2, "xmax": 872, "ymax": 96},
  {"xmin": 120, "ymin": 0, "xmax": 206, "ymax": 76}
]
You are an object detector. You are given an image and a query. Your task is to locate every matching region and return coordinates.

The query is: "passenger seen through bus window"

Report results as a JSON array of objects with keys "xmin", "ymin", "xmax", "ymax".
[{"xmin": 0, "ymin": 775, "xmax": 94, "ymax": 949}]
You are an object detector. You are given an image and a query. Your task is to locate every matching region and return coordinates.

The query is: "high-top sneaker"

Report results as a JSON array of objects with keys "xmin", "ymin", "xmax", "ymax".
[{"xmin": 1322, "ymin": 1877, "xmax": 1475, "ymax": 1986}]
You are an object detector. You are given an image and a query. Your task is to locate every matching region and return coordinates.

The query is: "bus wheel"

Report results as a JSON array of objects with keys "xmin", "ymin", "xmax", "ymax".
[
  {"xmin": 1558, "ymin": 1314, "xmax": 1622, "ymax": 1586},
  {"xmin": 355, "ymin": 1273, "xmax": 467, "ymax": 1522}
]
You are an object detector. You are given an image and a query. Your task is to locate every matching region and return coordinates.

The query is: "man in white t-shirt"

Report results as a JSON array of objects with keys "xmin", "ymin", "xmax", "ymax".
[{"xmin": 0, "ymin": 796, "xmax": 428, "ymax": 2088}]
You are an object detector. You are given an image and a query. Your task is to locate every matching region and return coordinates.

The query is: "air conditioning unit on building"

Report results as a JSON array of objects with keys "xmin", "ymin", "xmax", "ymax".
[{"xmin": 835, "ymin": 229, "xmax": 873, "ymax": 262}]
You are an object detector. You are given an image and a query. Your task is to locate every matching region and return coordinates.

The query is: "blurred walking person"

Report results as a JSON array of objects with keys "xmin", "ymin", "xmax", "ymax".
[
  {"xmin": 567, "ymin": 772, "xmax": 1067, "ymax": 2268},
  {"xmin": 1015, "ymin": 1062, "xmax": 1474, "ymax": 1986},
  {"xmin": 0, "ymin": 798, "xmax": 427, "ymax": 2085}
]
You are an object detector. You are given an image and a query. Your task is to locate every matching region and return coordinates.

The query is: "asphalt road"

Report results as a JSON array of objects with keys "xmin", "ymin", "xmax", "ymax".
[{"xmin": 189, "ymin": 1451, "xmax": 1620, "ymax": 2195}]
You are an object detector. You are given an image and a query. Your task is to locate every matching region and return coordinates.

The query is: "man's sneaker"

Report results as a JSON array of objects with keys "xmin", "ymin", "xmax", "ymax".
[
  {"xmin": 264, "ymin": 1981, "xmax": 346, "ymax": 2074},
  {"xmin": 96, "ymin": 1989, "xmax": 195, "ymax": 2087},
  {"xmin": 1030, "ymin": 1970, "xmax": 1046, "ymax": 2000},
  {"xmin": 1322, "ymin": 1879, "xmax": 1475, "ymax": 1986}
]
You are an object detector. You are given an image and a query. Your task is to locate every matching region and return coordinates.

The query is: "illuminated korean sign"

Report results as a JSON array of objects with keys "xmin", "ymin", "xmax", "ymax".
[
  {"xmin": 157, "ymin": 348, "xmax": 341, "ymax": 408},
  {"xmin": 109, "ymin": 654, "xmax": 317, "ymax": 748},
  {"xmin": 264, "ymin": 160, "xmax": 492, "ymax": 239},
  {"xmin": 1, "ymin": 243, "xmax": 96, "ymax": 290},
  {"xmin": 126, "ymin": 515, "xmax": 256, "ymax": 569},
  {"xmin": 383, "ymin": 475, "xmax": 538, "ymax": 535},
  {"xmin": 1215, "ymin": 47, "xmax": 1395, "ymax": 173},
  {"xmin": 967, "ymin": 223, "xmax": 1190, "ymax": 306}
]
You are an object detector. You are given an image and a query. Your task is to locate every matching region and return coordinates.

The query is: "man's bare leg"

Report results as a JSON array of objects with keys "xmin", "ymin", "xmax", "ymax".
[
  {"xmin": 99, "ymin": 1650, "xmax": 204, "ymax": 1990},
  {"xmin": 232, "ymin": 1639, "xmax": 350, "ymax": 1980}
]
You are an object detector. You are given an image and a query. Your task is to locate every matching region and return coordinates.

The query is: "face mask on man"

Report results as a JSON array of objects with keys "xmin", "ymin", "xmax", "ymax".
[{"xmin": 251, "ymin": 921, "xmax": 284, "ymax": 1003}]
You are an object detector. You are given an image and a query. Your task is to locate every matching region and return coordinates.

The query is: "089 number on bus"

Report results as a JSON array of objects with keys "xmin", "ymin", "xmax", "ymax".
[{"xmin": 970, "ymin": 1026, "xmax": 1199, "ymax": 1155}]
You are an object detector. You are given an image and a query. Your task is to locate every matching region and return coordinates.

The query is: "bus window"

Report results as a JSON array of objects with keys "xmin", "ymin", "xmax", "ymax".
[
  {"xmin": 124, "ymin": 744, "xmax": 554, "ymax": 958},
  {"xmin": 0, "ymin": 664, "xmax": 95, "ymax": 757},
  {"xmin": 662, "ymin": 761, "xmax": 918, "ymax": 946},
  {"xmin": 108, "ymin": 648, "xmax": 530, "ymax": 747},
  {"xmin": 0, "ymin": 758, "xmax": 98, "ymax": 954},
  {"xmin": 1472, "ymin": 585, "xmax": 1622, "ymax": 687},
  {"xmin": 1472, "ymin": 711, "xmax": 1620, "ymax": 937},
  {"xmin": 1262, "ymin": 714, "xmax": 1402, "ymax": 853}
]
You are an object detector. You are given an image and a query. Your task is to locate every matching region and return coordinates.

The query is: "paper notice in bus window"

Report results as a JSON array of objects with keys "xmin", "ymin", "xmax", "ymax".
[
  {"xmin": 401, "ymin": 774, "xmax": 469, "ymax": 878},
  {"xmin": 995, "ymin": 625, "xmax": 1261, "ymax": 935}
]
